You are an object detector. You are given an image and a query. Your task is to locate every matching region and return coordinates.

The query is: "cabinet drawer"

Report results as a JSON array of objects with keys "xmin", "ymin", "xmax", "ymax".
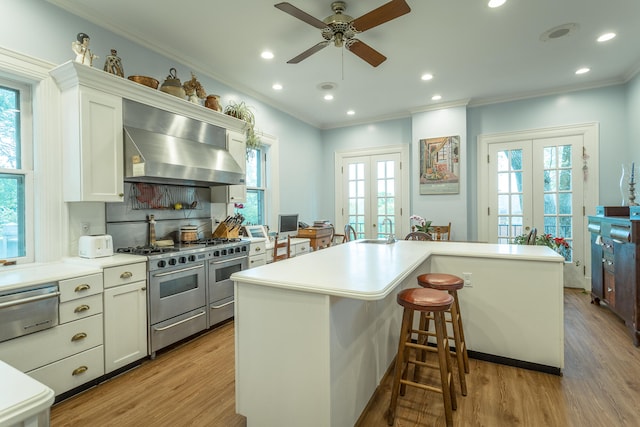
[
  {"xmin": 59, "ymin": 273, "xmax": 103, "ymax": 302},
  {"xmin": 250, "ymin": 240, "xmax": 267, "ymax": 256},
  {"xmin": 248, "ymin": 254, "xmax": 266, "ymax": 268},
  {"xmin": 104, "ymin": 262, "xmax": 147, "ymax": 288},
  {"xmin": 0, "ymin": 314, "xmax": 103, "ymax": 372},
  {"xmin": 28, "ymin": 345, "xmax": 104, "ymax": 396},
  {"xmin": 60, "ymin": 293, "xmax": 103, "ymax": 324},
  {"xmin": 295, "ymin": 242, "xmax": 309, "ymax": 256}
]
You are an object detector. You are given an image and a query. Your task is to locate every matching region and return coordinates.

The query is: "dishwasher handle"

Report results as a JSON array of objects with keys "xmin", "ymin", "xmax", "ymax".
[{"xmin": 0, "ymin": 291, "xmax": 60, "ymax": 309}]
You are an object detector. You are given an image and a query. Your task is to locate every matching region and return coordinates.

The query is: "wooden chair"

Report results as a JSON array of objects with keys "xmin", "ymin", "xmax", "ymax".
[
  {"xmin": 272, "ymin": 235, "xmax": 291, "ymax": 262},
  {"xmin": 431, "ymin": 223, "xmax": 452, "ymax": 241},
  {"xmin": 344, "ymin": 224, "xmax": 357, "ymax": 242},
  {"xmin": 405, "ymin": 231, "xmax": 432, "ymax": 241}
]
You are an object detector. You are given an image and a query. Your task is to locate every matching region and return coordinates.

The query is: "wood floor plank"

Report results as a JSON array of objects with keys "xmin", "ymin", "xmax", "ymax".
[{"xmin": 51, "ymin": 290, "xmax": 640, "ymax": 426}]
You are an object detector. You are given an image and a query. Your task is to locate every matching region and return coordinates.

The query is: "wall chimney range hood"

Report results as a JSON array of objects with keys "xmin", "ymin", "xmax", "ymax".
[{"xmin": 123, "ymin": 100, "xmax": 245, "ymax": 187}]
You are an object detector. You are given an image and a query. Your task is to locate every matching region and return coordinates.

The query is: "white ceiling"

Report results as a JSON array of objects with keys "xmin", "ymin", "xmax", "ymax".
[{"xmin": 48, "ymin": 0, "xmax": 640, "ymax": 129}]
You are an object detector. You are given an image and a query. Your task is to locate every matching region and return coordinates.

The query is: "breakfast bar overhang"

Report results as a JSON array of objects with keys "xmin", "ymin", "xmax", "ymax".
[{"xmin": 231, "ymin": 241, "xmax": 564, "ymax": 427}]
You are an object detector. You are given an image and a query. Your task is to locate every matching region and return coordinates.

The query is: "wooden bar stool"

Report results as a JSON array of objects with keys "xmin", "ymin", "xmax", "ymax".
[
  {"xmin": 387, "ymin": 288, "xmax": 456, "ymax": 427},
  {"xmin": 417, "ymin": 273, "xmax": 469, "ymax": 396}
]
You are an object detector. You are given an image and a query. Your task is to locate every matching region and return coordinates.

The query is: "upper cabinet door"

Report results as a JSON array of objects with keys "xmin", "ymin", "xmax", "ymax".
[
  {"xmin": 212, "ymin": 130, "xmax": 246, "ymax": 203},
  {"xmin": 62, "ymin": 86, "xmax": 124, "ymax": 202}
]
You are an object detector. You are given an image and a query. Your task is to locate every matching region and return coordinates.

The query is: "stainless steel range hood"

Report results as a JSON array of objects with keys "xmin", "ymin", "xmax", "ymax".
[{"xmin": 123, "ymin": 100, "xmax": 245, "ymax": 187}]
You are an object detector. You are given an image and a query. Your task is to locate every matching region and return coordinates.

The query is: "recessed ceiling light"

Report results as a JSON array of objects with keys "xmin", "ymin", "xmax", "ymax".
[
  {"xmin": 261, "ymin": 51, "xmax": 274, "ymax": 59},
  {"xmin": 272, "ymin": 83, "xmax": 283, "ymax": 90},
  {"xmin": 432, "ymin": 95, "xmax": 442, "ymax": 101},
  {"xmin": 324, "ymin": 94, "xmax": 334, "ymax": 101},
  {"xmin": 575, "ymin": 67, "xmax": 590, "ymax": 75},
  {"xmin": 421, "ymin": 73, "xmax": 434, "ymax": 81},
  {"xmin": 488, "ymin": 0, "xmax": 506, "ymax": 8},
  {"xmin": 597, "ymin": 32, "xmax": 616, "ymax": 42},
  {"xmin": 347, "ymin": 110, "xmax": 355, "ymax": 115}
]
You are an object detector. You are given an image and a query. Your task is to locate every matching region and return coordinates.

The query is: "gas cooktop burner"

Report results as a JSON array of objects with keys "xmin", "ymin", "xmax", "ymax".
[{"xmin": 116, "ymin": 246, "xmax": 175, "ymax": 255}]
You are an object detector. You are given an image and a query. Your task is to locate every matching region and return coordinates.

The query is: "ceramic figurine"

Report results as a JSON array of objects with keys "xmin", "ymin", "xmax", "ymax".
[
  {"xmin": 103, "ymin": 49, "xmax": 124, "ymax": 77},
  {"xmin": 71, "ymin": 32, "xmax": 98, "ymax": 66}
]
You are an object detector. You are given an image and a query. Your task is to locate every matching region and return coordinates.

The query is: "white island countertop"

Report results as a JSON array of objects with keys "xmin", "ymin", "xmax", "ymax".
[
  {"xmin": 232, "ymin": 240, "xmax": 563, "ymax": 300},
  {"xmin": 233, "ymin": 240, "xmax": 565, "ymax": 426}
]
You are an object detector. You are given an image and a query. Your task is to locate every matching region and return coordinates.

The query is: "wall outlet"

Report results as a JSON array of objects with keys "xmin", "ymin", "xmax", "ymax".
[
  {"xmin": 463, "ymin": 272, "xmax": 472, "ymax": 287},
  {"xmin": 81, "ymin": 222, "xmax": 90, "ymax": 235}
]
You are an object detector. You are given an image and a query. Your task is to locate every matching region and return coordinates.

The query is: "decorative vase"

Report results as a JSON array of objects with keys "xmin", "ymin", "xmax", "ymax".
[
  {"xmin": 159, "ymin": 68, "xmax": 186, "ymax": 99},
  {"xmin": 103, "ymin": 48, "xmax": 124, "ymax": 77},
  {"xmin": 187, "ymin": 91, "xmax": 199, "ymax": 104},
  {"xmin": 205, "ymin": 95, "xmax": 222, "ymax": 112}
]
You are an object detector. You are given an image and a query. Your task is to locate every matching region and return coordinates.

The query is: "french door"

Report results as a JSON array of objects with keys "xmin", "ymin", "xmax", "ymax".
[
  {"xmin": 335, "ymin": 147, "xmax": 409, "ymax": 240},
  {"xmin": 481, "ymin": 127, "xmax": 596, "ymax": 289}
]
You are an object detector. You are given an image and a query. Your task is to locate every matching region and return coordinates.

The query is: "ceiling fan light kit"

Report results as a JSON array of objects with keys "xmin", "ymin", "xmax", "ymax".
[{"xmin": 274, "ymin": 0, "xmax": 411, "ymax": 67}]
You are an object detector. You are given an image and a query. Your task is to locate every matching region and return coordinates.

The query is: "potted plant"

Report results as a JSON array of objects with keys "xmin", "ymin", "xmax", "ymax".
[
  {"xmin": 513, "ymin": 232, "xmax": 571, "ymax": 259},
  {"xmin": 410, "ymin": 214, "xmax": 432, "ymax": 233},
  {"xmin": 223, "ymin": 100, "xmax": 261, "ymax": 152}
]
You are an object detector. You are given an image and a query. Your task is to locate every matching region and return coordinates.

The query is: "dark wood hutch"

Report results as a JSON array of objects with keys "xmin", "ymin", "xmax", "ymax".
[{"xmin": 588, "ymin": 206, "xmax": 640, "ymax": 346}]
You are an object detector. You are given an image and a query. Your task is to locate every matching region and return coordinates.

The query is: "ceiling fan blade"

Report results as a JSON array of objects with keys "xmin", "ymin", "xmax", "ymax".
[
  {"xmin": 274, "ymin": 2, "xmax": 327, "ymax": 29},
  {"xmin": 350, "ymin": 0, "xmax": 411, "ymax": 33},
  {"xmin": 287, "ymin": 41, "xmax": 330, "ymax": 64},
  {"xmin": 346, "ymin": 39, "xmax": 387, "ymax": 67}
]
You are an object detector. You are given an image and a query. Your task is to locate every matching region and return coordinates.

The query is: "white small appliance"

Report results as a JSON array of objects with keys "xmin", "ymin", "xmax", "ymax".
[{"xmin": 79, "ymin": 234, "xmax": 114, "ymax": 258}]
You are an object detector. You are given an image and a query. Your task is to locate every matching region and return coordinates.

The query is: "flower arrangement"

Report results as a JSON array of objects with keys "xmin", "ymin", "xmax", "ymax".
[
  {"xmin": 410, "ymin": 214, "xmax": 432, "ymax": 233},
  {"xmin": 182, "ymin": 72, "xmax": 206, "ymax": 102},
  {"xmin": 514, "ymin": 232, "xmax": 571, "ymax": 258}
]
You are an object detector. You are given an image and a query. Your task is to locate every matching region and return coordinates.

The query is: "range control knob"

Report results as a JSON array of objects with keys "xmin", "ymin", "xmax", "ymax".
[
  {"xmin": 188, "ymin": 255, "xmax": 196, "ymax": 262},
  {"xmin": 157, "ymin": 260, "xmax": 166, "ymax": 268},
  {"xmin": 168, "ymin": 258, "xmax": 177, "ymax": 266},
  {"xmin": 213, "ymin": 250, "xmax": 220, "ymax": 257},
  {"xmin": 179, "ymin": 256, "xmax": 187, "ymax": 264}
]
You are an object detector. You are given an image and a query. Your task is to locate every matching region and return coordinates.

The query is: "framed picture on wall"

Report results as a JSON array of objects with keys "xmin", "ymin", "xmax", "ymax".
[{"xmin": 419, "ymin": 135, "xmax": 460, "ymax": 195}]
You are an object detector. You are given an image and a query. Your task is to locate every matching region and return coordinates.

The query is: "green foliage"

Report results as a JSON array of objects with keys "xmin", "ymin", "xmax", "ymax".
[
  {"xmin": 410, "ymin": 214, "xmax": 432, "ymax": 232},
  {"xmin": 223, "ymin": 101, "xmax": 261, "ymax": 152},
  {"xmin": 513, "ymin": 232, "xmax": 571, "ymax": 259}
]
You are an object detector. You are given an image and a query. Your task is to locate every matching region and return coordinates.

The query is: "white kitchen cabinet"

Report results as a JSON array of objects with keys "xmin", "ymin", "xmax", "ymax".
[
  {"xmin": 0, "ymin": 273, "xmax": 105, "ymax": 397},
  {"xmin": 212, "ymin": 130, "xmax": 246, "ymax": 203},
  {"xmin": 103, "ymin": 263, "xmax": 147, "ymax": 373},
  {"xmin": 248, "ymin": 238, "xmax": 267, "ymax": 268},
  {"xmin": 59, "ymin": 85, "xmax": 124, "ymax": 202}
]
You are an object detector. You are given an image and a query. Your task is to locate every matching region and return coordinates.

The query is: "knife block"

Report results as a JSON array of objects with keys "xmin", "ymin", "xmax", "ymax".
[{"xmin": 212, "ymin": 222, "xmax": 240, "ymax": 239}]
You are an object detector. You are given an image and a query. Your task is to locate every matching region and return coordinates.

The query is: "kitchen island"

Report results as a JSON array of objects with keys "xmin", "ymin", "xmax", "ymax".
[{"xmin": 231, "ymin": 240, "xmax": 564, "ymax": 427}]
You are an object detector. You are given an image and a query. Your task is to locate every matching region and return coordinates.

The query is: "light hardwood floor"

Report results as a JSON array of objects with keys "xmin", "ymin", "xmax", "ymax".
[{"xmin": 51, "ymin": 289, "xmax": 640, "ymax": 426}]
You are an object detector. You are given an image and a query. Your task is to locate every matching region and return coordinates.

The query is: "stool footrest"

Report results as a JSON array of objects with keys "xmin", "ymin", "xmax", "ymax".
[{"xmin": 400, "ymin": 378, "xmax": 449, "ymax": 395}]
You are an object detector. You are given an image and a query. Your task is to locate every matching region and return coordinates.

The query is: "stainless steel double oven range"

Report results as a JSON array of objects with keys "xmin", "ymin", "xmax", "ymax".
[{"xmin": 118, "ymin": 238, "xmax": 248, "ymax": 358}]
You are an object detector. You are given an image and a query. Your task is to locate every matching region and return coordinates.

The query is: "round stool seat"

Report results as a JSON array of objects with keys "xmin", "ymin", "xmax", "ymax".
[
  {"xmin": 397, "ymin": 288, "xmax": 453, "ymax": 312},
  {"xmin": 417, "ymin": 273, "xmax": 464, "ymax": 291}
]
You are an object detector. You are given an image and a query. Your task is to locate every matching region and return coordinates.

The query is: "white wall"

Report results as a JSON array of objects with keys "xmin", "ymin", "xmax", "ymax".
[{"xmin": 411, "ymin": 106, "xmax": 468, "ymax": 240}]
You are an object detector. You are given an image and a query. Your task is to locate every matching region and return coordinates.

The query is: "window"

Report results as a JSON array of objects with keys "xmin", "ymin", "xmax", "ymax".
[
  {"xmin": 243, "ymin": 147, "xmax": 265, "ymax": 225},
  {"xmin": 0, "ymin": 79, "xmax": 32, "ymax": 260}
]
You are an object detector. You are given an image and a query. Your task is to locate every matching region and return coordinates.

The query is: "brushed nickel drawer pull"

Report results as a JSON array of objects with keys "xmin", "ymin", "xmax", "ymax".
[
  {"xmin": 72, "ymin": 366, "xmax": 88, "ymax": 376},
  {"xmin": 120, "ymin": 271, "xmax": 133, "ymax": 279},
  {"xmin": 74, "ymin": 304, "xmax": 90, "ymax": 313},
  {"xmin": 75, "ymin": 284, "xmax": 91, "ymax": 292},
  {"xmin": 71, "ymin": 332, "xmax": 88, "ymax": 342}
]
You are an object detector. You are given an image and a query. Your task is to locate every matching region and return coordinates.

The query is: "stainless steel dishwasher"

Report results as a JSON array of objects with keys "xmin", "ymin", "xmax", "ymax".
[{"xmin": 0, "ymin": 283, "xmax": 60, "ymax": 343}]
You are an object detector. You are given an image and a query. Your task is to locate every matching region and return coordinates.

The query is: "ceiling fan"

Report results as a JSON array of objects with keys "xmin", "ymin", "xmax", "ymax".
[{"xmin": 274, "ymin": 1, "xmax": 411, "ymax": 67}]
